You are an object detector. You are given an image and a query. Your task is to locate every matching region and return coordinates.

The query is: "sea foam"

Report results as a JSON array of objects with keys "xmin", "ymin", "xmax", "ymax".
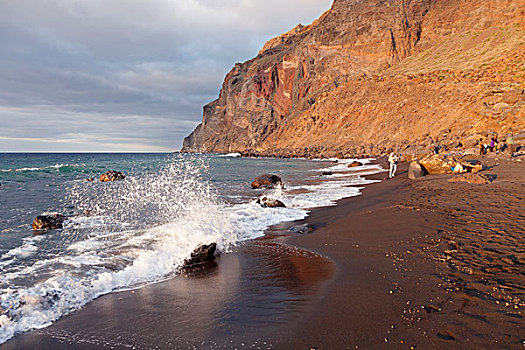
[{"xmin": 0, "ymin": 156, "xmax": 383, "ymax": 344}]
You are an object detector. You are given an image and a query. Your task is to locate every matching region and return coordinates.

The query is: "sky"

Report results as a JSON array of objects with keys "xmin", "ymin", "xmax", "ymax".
[{"xmin": 0, "ymin": 0, "xmax": 333, "ymax": 152}]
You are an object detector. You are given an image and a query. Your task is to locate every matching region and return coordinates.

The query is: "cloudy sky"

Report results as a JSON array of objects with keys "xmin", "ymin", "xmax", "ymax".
[{"xmin": 0, "ymin": 0, "xmax": 332, "ymax": 152}]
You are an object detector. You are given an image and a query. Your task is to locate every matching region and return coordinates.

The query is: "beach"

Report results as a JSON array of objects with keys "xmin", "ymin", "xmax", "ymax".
[{"xmin": 3, "ymin": 154, "xmax": 523, "ymax": 349}]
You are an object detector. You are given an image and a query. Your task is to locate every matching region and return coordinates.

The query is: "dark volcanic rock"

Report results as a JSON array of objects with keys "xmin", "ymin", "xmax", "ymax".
[
  {"xmin": 182, "ymin": 243, "xmax": 217, "ymax": 268},
  {"xmin": 32, "ymin": 214, "xmax": 67, "ymax": 231},
  {"xmin": 100, "ymin": 170, "xmax": 126, "ymax": 182},
  {"xmin": 321, "ymin": 171, "xmax": 333, "ymax": 176},
  {"xmin": 251, "ymin": 174, "xmax": 283, "ymax": 189},
  {"xmin": 289, "ymin": 223, "xmax": 314, "ymax": 234},
  {"xmin": 257, "ymin": 197, "xmax": 286, "ymax": 208}
]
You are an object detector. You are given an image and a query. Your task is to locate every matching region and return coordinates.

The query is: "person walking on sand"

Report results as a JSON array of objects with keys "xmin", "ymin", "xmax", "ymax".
[{"xmin": 388, "ymin": 152, "xmax": 398, "ymax": 178}]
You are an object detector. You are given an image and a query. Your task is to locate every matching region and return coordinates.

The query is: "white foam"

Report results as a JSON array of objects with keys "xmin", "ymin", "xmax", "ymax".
[
  {"xmin": 218, "ymin": 153, "xmax": 241, "ymax": 157},
  {"xmin": 0, "ymin": 164, "xmax": 80, "ymax": 173},
  {"xmin": 0, "ymin": 157, "xmax": 384, "ymax": 344}
]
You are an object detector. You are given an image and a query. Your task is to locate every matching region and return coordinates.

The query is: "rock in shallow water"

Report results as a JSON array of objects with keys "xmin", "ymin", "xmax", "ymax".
[
  {"xmin": 348, "ymin": 161, "xmax": 363, "ymax": 168},
  {"xmin": 182, "ymin": 243, "xmax": 217, "ymax": 268},
  {"xmin": 289, "ymin": 223, "xmax": 314, "ymax": 234},
  {"xmin": 257, "ymin": 197, "xmax": 286, "ymax": 208},
  {"xmin": 100, "ymin": 170, "xmax": 126, "ymax": 182},
  {"xmin": 251, "ymin": 174, "xmax": 283, "ymax": 189},
  {"xmin": 32, "ymin": 214, "xmax": 67, "ymax": 230}
]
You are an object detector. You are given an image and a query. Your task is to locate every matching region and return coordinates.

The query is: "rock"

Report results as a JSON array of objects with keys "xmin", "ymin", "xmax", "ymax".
[
  {"xmin": 408, "ymin": 161, "xmax": 426, "ymax": 179},
  {"xmin": 419, "ymin": 154, "xmax": 459, "ymax": 175},
  {"xmin": 423, "ymin": 305, "xmax": 442, "ymax": 313},
  {"xmin": 182, "ymin": 243, "xmax": 217, "ymax": 268},
  {"xmin": 86, "ymin": 178, "xmax": 94, "ymax": 182},
  {"xmin": 321, "ymin": 171, "xmax": 333, "ymax": 176},
  {"xmin": 100, "ymin": 170, "xmax": 126, "ymax": 182},
  {"xmin": 501, "ymin": 89, "xmax": 525, "ymax": 104},
  {"xmin": 289, "ymin": 223, "xmax": 314, "ymax": 234},
  {"xmin": 251, "ymin": 174, "xmax": 283, "ymax": 189},
  {"xmin": 470, "ymin": 162, "xmax": 483, "ymax": 173},
  {"xmin": 437, "ymin": 330, "xmax": 456, "ymax": 341},
  {"xmin": 257, "ymin": 197, "xmax": 286, "ymax": 208},
  {"xmin": 448, "ymin": 173, "xmax": 491, "ymax": 184},
  {"xmin": 348, "ymin": 161, "xmax": 363, "ymax": 168},
  {"xmin": 32, "ymin": 214, "xmax": 67, "ymax": 230}
]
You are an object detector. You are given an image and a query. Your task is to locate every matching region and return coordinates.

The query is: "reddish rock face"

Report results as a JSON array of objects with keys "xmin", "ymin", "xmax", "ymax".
[{"xmin": 182, "ymin": 0, "xmax": 525, "ymax": 157}]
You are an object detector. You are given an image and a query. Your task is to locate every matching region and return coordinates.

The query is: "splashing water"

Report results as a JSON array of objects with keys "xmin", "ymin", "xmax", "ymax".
[
  {"xmin": 0, "ymin": 156, "xmax": 239, "ymax": 343},
  {"xmin": 0, "ymin": 154, "xmax": 385, "ymax": 344}
]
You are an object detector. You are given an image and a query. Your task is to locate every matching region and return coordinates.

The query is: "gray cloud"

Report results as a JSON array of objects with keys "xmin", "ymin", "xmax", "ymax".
[{"xmin": 0, "ymin": 0, "xmax": 332, "ymax": 152}]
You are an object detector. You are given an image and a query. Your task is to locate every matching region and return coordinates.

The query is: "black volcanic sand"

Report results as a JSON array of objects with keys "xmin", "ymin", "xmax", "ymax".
[{"xmin": 3, "ymin": 155, "xmax": 524, "ymax": 349}]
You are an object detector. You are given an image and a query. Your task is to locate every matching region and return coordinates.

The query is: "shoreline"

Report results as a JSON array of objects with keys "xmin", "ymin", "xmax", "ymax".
[{"xmin": 3, "ymin": 156, "xmax": 524, "ymax": 349}]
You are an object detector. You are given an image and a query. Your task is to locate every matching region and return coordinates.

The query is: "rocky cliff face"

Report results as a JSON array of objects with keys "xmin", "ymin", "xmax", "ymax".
[{"xmin": 182, "ymin": 0, "xmax": 525, "ymax": 157}]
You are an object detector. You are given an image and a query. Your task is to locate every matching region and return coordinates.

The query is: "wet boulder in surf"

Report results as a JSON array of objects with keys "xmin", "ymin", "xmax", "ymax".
[
  {"xmin": 182, "ymin": 243, "xmax": 217, "ymax": 267},
  {"xmin": 348, "ymin": 161, "xmax": 362, "ymax": 168},
  {"xmin": 289, "ymin": 223, "xmax": 313, "ymax": 234},
  {"xmin": 32, "ymin": 214, "xmax": 67, "ymax": 231},
  {"xmin": 100, "ymin": 170, "xmax": 126, "ymax": 182},
  {"xmin": 257, "ymin": 196, "xmax": 286, "ymax": 208},
  {"xmin": 251, "ymin": 174, "xmax": 282, "ymax": 189}
]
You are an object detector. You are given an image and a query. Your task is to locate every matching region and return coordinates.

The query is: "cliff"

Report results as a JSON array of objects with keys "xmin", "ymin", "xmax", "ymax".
[{"xmin": 182, "ymin": 0, "xmax": 525, "ymax": 158}]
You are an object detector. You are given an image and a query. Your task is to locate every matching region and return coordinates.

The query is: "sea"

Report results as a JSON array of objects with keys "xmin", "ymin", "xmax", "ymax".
[{"xmin": 0, "ymin": 152, "xmax": 383, "ymax": 344}]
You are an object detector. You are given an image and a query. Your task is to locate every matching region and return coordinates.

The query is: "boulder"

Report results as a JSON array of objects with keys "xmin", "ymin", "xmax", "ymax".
[
  {"xmin": 257, "ymin": 197, "xmax": 286, "ymax": 208},
  {"xmin": 100, "ymin": 170, "xmax": 126, "ymax": 182},
  {"xmin": 321, "ymin": 171, "xmax": 333, "ymax": 176},
  {"xmin": 182, "ymin": 243, "xmax": 217, "ymax": 268},
  {"xmin": 289, "ymin": 223, "xmax": 314, "ymax": 234},
  {"xmin": 32, "ymin": 214, "xmax": 67, "ymax": 230},
  {"xmin": 348, "ymin": 161, "xmax": 363, "ymax": 168},
  {"xmin": 408, "ymin": 161, "xmax": 426, "ymax": 179},
  {"xmin": 448, "ymin": 173, "xmax": 491, "ymax": 184},
  {"xmin": 419, "ymin": 154, "xmax": 459, "ymax": 175},
  {"xmin": 251, "ymin": 174, "xmax": 283, "ymax": 189}
]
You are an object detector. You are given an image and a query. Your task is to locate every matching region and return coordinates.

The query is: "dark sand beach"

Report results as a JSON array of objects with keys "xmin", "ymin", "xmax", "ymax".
[{"xmin": 3, "ymin": 156, "xmax": 524, "ymax": 349}]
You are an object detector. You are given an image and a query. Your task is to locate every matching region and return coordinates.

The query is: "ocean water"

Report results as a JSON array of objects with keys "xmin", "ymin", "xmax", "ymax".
[{"xmin": 0, "ymin": 153, "xmax": 383, "ymax": 344}]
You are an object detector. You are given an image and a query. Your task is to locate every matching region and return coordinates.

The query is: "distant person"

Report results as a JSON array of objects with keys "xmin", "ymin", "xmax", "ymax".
[
  {"xmin": 452, "ymin": 162, "xmax": 465, "ymax": 173},
  {"xmin": 479, "ymin": 138, "xmax": 486, "ymax": 155},
  {"xmin": 489, "ymin": 137, "xmax": 496, "ymax": 152},
  {"xmin": 388, "ymin": 152, "xmax": 398, "ymax": 178},
  {"xmin": 507, "ymin": 134, "xmax": 516, "ymax": 155}
]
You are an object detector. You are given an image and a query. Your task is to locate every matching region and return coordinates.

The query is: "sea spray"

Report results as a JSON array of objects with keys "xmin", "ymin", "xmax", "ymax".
[
  {"xmin": 0, "ymin": 154, "xmax": 385, "ymax": 344},
  {"xmin": 0, "ymin": 156, "xmax": 239, "ymax": 344}
]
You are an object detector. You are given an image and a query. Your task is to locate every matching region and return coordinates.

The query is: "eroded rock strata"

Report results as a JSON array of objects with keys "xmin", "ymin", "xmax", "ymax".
[{"xmin": 182, "ymin": 0, "xmax": 525, "ymax": 157}]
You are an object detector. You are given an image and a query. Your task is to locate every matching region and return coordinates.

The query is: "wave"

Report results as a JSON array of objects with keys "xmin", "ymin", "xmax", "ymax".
[
  {"xmin": 0, "ymin": 156, "xmax": 384, "ymax": 344},
  {"xmin": 0, "ymin": 164, "xmax": 83, "ymax": 173},
  {"xmin": 217, "ymin": 152, "xmax": 241, "ymax": 157}
]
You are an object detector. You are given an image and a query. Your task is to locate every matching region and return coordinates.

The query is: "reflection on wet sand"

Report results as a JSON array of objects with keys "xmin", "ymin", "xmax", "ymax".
[{"xmin": 3, "ymin": 241, "xmax": 335, "ymax": 349}]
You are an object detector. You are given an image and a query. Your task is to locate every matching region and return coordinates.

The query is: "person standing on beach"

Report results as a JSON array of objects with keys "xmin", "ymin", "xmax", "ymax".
[
  {"xmin": 479, "ymin": 138, "xmax": 486, "ymax": 155},
  {"xmin": 507, "ymin": 134, "xmax": 516, "ymax": 156},
  {"xmin": 388, "ymin": 152, "xmax": 398, "ymax": 178},
  {"xmin": 489, "ymin": 137, "xmax": 496, "ymax": 152}
]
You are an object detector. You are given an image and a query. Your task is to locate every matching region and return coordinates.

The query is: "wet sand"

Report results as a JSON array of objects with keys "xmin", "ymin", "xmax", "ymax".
[{"xmin": 3, "ymin": 156, "xmax": 524, "ymax": 349}]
